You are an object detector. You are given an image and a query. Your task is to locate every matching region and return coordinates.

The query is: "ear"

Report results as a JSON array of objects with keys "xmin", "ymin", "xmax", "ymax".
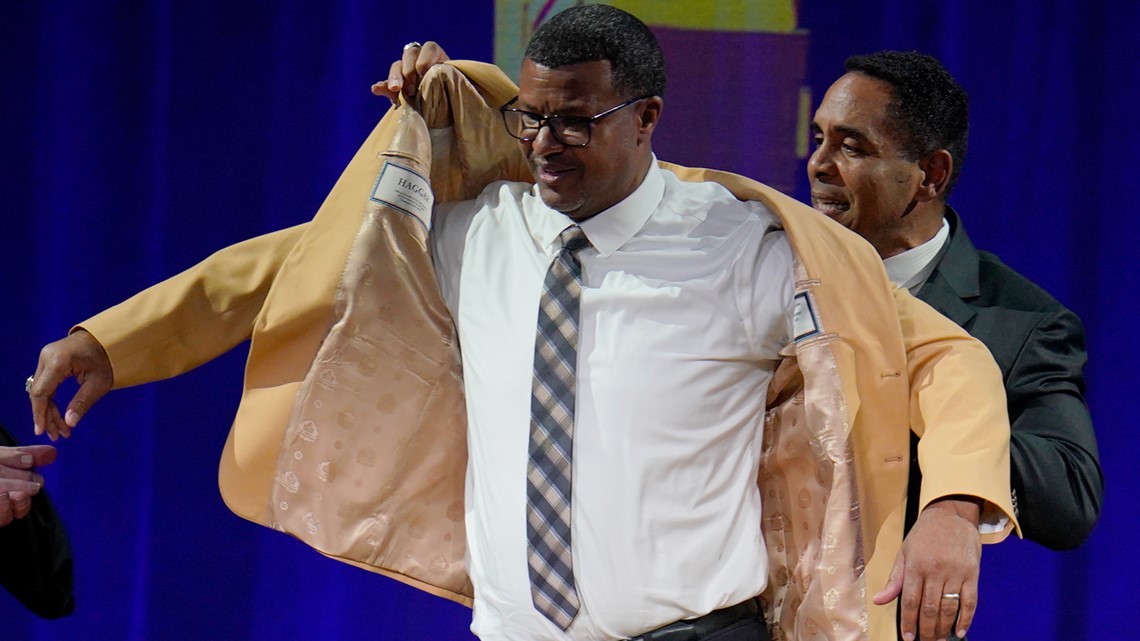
[
  {"xmin": 636, "ymin": 96, "xmax": 664, "ymax": 143},
  {"xmin": 915, "ymin": 149, "xmax": 953, "ymax": 202}
]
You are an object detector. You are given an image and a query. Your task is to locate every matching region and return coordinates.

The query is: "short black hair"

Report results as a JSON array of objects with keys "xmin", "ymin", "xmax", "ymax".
[
  {"xmin": 524, "ymin": 4, "xmax": 666, "ymax": 99},
  {"xmin": 845, "ymin": 50, "xmax": 969, "ymax": 196}
]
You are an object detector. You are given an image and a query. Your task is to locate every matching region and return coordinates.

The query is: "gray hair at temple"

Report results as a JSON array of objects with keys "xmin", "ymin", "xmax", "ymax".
[{"xmin": 524, "ymin": 4, "xmax": 667, "ymax": 99}]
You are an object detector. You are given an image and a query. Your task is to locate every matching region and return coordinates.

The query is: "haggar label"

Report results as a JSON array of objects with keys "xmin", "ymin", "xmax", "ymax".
[{"xmin": 371, "ymin": 161, "xmax": 434, "ymax": 229}]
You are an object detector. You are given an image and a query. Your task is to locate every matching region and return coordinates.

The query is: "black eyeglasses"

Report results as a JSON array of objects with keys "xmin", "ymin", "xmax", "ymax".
[{"xmin": 499, "ymin": 95, "xmax": 651, "ymax": 147}]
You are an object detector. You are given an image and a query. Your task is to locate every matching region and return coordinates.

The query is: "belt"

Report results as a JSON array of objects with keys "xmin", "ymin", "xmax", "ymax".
[{"xmin": 626, "ymin": 598, "xmax": 761, "ymax": 641}]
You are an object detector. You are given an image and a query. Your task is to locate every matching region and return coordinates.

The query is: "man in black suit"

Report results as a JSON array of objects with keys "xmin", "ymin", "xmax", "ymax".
[
  {"xmin": 0, "ymin": 425, "xmax": 74, "ymax": 619},
  {"xmin": 808, "ymin": 49, "xmax": 1103, "ymax": 635}
]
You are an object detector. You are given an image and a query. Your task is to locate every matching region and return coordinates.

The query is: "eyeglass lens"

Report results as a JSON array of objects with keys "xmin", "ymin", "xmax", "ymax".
[{"xmin": 503, "ymin": 111, "xmax": 592, "ymax": 146}]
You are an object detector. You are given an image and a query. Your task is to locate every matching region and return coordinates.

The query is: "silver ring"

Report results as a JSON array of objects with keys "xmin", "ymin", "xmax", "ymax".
[
  {"xmin": 403, "ymin": 41, "xmax": 422, "ymax": 51},
  {"xmin": 25, "ymin": 376, "xmax": 34, "ymax": 393},
  {"xmin": 941, "ymin": 593, "xmax": 960, "ymax": 600}
]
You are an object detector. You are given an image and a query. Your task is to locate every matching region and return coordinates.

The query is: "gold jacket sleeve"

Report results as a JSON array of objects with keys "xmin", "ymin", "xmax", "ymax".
[
  {"xmin": 77, "ymin": 224, "xmax": 309, "ymax": 388},
  {"xmin": 894, "ymin": 286, "xmax": 1016, "ymax": 541}
]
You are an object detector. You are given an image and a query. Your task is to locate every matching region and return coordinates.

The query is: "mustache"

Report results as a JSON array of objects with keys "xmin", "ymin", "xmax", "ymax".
[
  {"xmin": 529, "ymin": 151, "xmax": 575, "ymax": 168},
  {"xmin": 529, "ymin": 161, "xmax": 578, "ymax": 176}
]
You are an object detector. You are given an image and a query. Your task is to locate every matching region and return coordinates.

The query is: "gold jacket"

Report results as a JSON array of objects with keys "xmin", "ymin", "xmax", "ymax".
[{"xmin": 81, "ymin": 61, "xmax": 1016, "ymax": 641}]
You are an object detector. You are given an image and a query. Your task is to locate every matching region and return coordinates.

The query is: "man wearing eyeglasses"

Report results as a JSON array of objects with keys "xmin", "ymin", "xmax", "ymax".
[
  {"xmin": 429, "ymin": 9, "xmax": 783, "ymax": 639},
  {"xmin": 31, "ymin": 5, "xmax": 1015, "ymax": 641},
  {"xmin": 377, "ymin": 7, "xmax": 1011, "ymax": 640},
  {"xmin": 375, "ymin": 12, "xmax": 1014, "ymax": 640}
]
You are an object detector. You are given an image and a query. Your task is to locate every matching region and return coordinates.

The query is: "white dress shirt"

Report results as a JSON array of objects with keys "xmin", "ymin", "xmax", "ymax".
[
  {"xmin": 431, "ymin": 161, "xmax": 793, "ymax": 641},
  {"xmin": 882, "ymin": 218, "xmax": 950, "ymax": 294}
]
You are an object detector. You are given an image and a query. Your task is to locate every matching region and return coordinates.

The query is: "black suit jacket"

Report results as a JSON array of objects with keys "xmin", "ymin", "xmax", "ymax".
[
  {"xmin": 0, "ymin": 425, "xmax": 75, "ymax": 618},
  {"xmin": 904, "ymin": 209, "xmax": 1103, "ymax": 550}
]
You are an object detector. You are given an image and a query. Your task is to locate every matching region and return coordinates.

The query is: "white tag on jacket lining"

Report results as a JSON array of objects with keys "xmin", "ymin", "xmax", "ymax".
[
  {"xmin": 793, "ymin": 291, "xmax": 821, "ymax": 342},
  {"xmin": 371, "ymin": 161, "xmax": 434, "ymax": 229}
]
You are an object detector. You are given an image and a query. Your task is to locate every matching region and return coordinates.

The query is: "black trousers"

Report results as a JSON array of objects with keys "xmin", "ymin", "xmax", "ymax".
[{"xmin": 700, "ymin": 616, "xmax": 770, "ymax": 641}]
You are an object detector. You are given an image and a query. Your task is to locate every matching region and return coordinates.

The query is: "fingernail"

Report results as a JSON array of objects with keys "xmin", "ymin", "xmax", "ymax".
[
  {"xmin": 29, "ymin": 482, "xmax": 41, "ymax": 492},
  {"xmin": 957, "ymin": 630, "xmax": 967, "ymax": 639},
  {"xmin": 388, "ymin": 79, "xmax": 399, "ymax": 90},
  {"xmin": 65, "ymin": 410, "xmax": 80, "ymax": 426},
  {"xmin": 33, "ymin": 423, "xmax": 42, "ymax": 436},
  {"xmin": 903, "ymin": 634, "xmax": 915, "ymax": 641},
  {"xmin": 20, "ymin": 454, "xmax": 33, "ymax": 465}
]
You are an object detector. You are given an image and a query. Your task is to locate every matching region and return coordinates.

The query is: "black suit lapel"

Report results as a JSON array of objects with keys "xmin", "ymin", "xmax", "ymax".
[
  {"xmin": 918, "ymin": 272, "xmax": 978, "ymax": 327},
  {"xmin": 917, "ymin": 208, "xmax": 980, "ymax": 328}
]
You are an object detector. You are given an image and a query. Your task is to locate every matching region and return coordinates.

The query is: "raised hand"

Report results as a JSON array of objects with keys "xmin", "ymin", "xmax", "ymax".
[{"xmin": 371, "ymin": 40, "xmax": 450, "ymax": 103}]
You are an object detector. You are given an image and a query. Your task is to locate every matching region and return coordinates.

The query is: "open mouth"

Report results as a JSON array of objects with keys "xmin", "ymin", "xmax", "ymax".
[{"xmin": 811, "ymin": 197, "xmax": 850, "ymax": 217}]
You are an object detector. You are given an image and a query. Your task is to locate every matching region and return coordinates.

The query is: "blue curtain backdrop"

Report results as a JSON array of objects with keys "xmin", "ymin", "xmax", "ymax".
[{"xmin": 1, "ymin": 1, "xmax": 1134, "ymax": 639}]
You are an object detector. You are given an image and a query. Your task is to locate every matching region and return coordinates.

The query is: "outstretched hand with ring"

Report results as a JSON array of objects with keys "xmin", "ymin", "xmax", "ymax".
[{"xmin": 28, "ymin": 329, "xmax": 114, "ymax": 441}]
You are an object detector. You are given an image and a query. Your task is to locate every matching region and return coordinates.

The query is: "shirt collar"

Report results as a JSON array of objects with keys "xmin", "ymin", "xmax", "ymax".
[
  {"xmin": 882, "ymin": 217, "xmax": 951, "ymax": 294},
  {"xmin": 532, "ymin": 157, "xmax": 664, "ymax": 257}
]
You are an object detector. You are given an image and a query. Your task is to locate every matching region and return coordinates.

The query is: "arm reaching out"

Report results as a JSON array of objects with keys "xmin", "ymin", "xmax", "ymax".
[
  {"xmin": 885, "ymin": 287, "xmax": 1017, "ymax": 641},
  {"xmin": 27, "ymin": 224, "xmax": 309, "ymax": 441}
]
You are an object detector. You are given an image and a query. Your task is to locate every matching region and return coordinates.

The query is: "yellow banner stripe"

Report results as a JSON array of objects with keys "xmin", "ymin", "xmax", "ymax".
[{"xmin": 606, "ymin": 0, "xmax": 797, "ymax": 33}]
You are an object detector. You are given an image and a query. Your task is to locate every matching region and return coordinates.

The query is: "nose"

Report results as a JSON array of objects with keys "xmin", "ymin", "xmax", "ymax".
[
  {"xmin": 530, "ymin": 123, "xmax": 566, "ymax": 156},
  {"xmin": 807, "ymin": 145, "xmax": 834, "ymax": 182}
]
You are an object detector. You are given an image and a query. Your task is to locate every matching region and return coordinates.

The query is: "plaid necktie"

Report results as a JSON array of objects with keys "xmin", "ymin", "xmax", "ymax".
[{"xmin": 527, "ymin": 225, "xmax": 590, "ymax": 630}]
